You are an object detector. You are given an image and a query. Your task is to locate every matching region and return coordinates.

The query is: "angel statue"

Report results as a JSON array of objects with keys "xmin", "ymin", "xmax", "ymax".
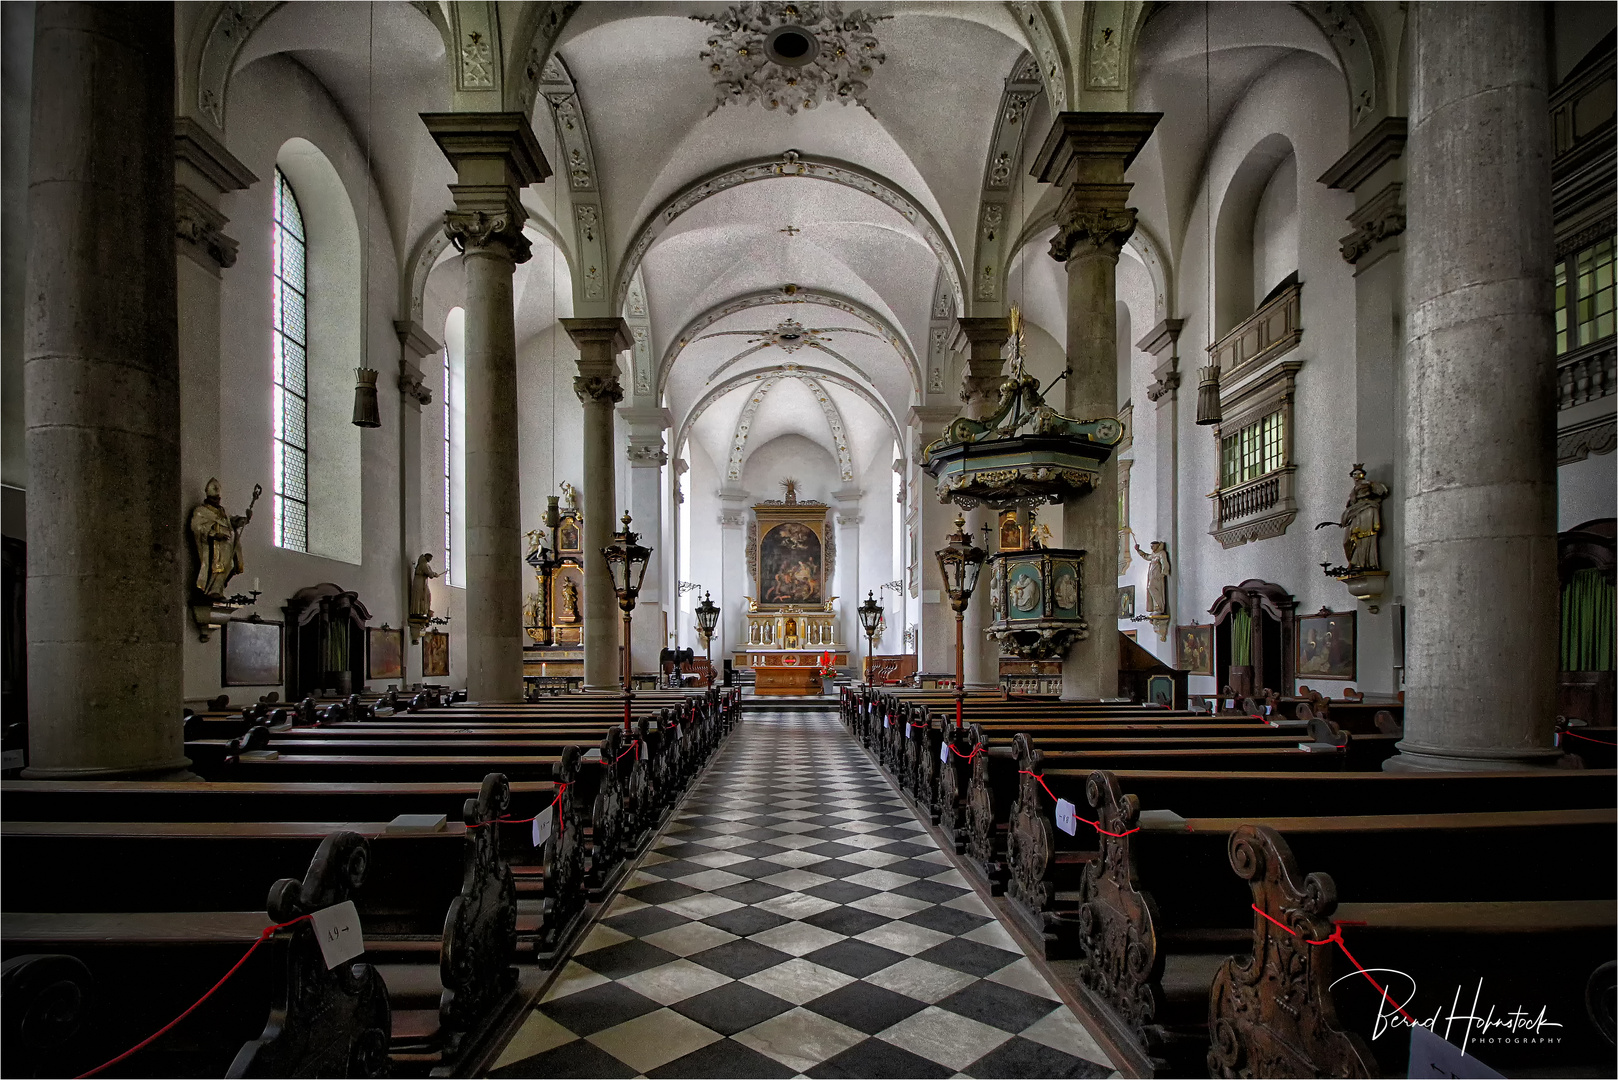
[{"xmin": 1316, "ymin": 465, "xmax": 1389, "ymax": 570}]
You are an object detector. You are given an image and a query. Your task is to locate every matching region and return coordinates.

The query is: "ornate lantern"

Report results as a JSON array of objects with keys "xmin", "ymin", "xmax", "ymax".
[
  {"xmin": 857, "ymin": 590, "xmax": 884, "ymax": 681},
  {"xmin": 694, "ymin": 590, "xmax": 720, "ymax": 665},
  {"xmin": 601, "ymin": 512, "xmax": 652, "ymax": 725},
  {"xmin": 935, "ymin": 515, "xmax": 985, "ymax": 728}
]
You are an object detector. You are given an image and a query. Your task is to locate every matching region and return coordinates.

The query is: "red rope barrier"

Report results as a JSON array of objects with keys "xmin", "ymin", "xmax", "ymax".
[
  {"xmin": 77, "ymin": 913, "xmax": 314, "ymax": 1078},
  {"xmin": 614, "ymin": 739, "xmax": 640, "ymax": 763},
  {"xmin": 1562, "ymin": 729, "xmax": 1617, "ymax": 746},
  {"xmin": 1017, "ymin": 770, "xmax": 1141, "ymax": 838},
  {"xmin": 1250, "ymin": 903, "xmax": 1415, "ymax": 1023},
  {"xmin": 466, "ymin": 782, "xmax": 569, "ymax": 832}
]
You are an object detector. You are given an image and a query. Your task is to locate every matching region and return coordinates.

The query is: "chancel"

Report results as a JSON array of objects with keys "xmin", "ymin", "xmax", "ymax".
[{"xmin": 0, "ymin": 2, "xmax": 1613, "ymax": 1078}]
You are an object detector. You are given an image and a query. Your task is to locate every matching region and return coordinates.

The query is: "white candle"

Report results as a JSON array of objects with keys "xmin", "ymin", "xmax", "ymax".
[{"xmin": 253, "ymin": 577, "xmax": 260, "ymax": 592}]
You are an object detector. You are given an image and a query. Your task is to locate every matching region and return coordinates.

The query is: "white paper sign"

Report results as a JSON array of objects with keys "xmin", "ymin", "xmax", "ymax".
[
  {"xmin": 640, "ymin": 741, "xmax": 650, "ymax": 761},
  {"xmin": 1407, "ymin": 1022, "xmax": 1505, "ymax": 1079},
  {"xmin": 532, "ymin": 806, "xmax": 554, "ymax": 848},
  {"xmin": 941, "ymin": 742, "xmax": 951, "ymax": 763},
  {"xmin": 904, "ymin": 723, "xmax": 912, "ymax": 740},
  {"xmin": 309, "ymin": 900, "xmax": 365, "ymax": 969},
  {"xmin": 883, "ymin": 715, "xmax": 891, "ymax": 729},
  {"xmin": 1054, "ymin": 798, "xmax": 1078, "ymax": 837}
]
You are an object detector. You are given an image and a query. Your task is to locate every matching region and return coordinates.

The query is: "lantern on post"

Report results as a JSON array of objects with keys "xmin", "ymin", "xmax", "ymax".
[
  {"xmin": 694, "ymin": 590, "xmax": 720, "ymax": 676},
  {"xmin": 601, "ymin": 512, "xmax": 652, "ymax": 730},
  {"xmin": 935, "ymin": 515, "xmax": 985, "ymax": 730},
  {"xmin": 857, "ymin": 591, "xmax": 883, "ymax": 683}
]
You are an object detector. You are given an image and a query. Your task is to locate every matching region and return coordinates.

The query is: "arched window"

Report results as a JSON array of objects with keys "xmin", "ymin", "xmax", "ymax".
[{"xmin": 271, "ymin": 167, "xmax": 309, "ymax": 552}]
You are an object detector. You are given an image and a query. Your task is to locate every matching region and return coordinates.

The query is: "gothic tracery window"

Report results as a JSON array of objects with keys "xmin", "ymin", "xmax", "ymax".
[{"xmin": 271, "ymin": 168, "xmax": 309, "ymax": 552}]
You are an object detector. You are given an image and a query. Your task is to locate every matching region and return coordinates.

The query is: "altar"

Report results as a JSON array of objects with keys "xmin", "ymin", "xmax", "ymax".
[{"xmin": 731, "ymin": 481, "xmax": 848, "ymax": 696}]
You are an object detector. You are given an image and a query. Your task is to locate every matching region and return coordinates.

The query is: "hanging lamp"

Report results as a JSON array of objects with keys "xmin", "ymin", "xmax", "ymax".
[{"xmin": 352, "ymin": 3, "xmax": 381, "ymax": 428}]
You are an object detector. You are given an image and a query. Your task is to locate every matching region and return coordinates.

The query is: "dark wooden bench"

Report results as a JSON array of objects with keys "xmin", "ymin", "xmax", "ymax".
[{"xmin": 1, "ymin": 829, "xmax": 389, "ymax": 1078}]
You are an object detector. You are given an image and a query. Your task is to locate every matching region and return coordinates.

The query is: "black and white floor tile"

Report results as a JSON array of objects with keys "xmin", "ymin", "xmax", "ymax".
[{"xmin": 488, "ymin": 708, "xmax": 1119, "ymax": 1079}]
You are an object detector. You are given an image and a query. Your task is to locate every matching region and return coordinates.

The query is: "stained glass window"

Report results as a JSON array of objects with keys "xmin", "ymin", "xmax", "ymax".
[
  {"xmin": 272, "ymin": 169, "xmax": 309, "ymax": 552},
  {"xmin": 443, "ymin": 349, "xmax": 453, "ymax": 585}
]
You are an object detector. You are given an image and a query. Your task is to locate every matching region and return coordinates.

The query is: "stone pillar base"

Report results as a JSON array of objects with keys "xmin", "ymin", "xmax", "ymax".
[{"xmin": 1382, "ymin": 742, "xmax": 1563, "ymax": 773}]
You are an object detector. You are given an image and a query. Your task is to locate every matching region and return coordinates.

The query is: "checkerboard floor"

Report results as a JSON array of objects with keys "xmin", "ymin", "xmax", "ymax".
[{"xmin": 487, "ymin": 708, "xmax": 1119, "ymax": 1078}]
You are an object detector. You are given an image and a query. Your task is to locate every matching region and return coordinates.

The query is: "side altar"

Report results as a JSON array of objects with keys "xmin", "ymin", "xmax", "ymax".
[{"xmin": 730, "ymin": 482, "xmax": 849, "ymax": 695}]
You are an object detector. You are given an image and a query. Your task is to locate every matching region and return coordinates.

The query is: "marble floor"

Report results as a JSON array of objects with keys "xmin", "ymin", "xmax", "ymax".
[{"xmin": 486, "ymin": 708, "xmax": 1120, "ymax": 1078}]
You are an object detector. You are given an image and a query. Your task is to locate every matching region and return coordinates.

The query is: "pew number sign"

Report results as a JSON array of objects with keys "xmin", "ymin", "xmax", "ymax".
[
  {"xmin": 1054, "ymin": 798, "xmax": 1079, "ymax": 837},
  {"xmin": 532, "ymin": 806, "xmax": 555, "ymax": 848},
  {"xmin": 310, "ymin": 900, "xmax": 366, "ymax": 969}
]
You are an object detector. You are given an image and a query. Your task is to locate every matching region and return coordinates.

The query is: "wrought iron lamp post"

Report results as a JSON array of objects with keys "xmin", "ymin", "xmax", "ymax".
[
  {"xmin": 935, "ymin": 515, "xmax": 985, "ymax": 731},
  {"xmin": 857, "ymin": 591, "xmax": 883, "ymax": 684},
  {"xmin": 694, "ymin": 591, "xmax": 720, "ymax": 682},
  {"xmin": 602, "ymin": 512, "xmax": 652, "ymax": 732}
]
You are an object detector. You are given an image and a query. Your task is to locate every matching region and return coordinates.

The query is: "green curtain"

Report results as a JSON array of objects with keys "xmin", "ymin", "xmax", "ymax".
[
  {"xmin": 1230, "ymin": 608, "xmax": 1252, "ymax": 666},
  {"xmin": 1561, "ymin": 568, "xmax": 1615, "ymax": 671}
]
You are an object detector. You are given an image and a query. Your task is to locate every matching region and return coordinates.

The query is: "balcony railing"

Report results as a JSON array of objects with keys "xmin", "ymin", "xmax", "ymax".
[
  {"xmin": 1558, "ymin": 339, "xmax": 1615, "ymax": 409},
  {"xmin": 1209, "ymin": 466, "xmax": 1298, "ymax": 549}
]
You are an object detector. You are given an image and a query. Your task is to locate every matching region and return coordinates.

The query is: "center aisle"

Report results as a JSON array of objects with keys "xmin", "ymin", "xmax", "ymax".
[{"xmin": 488, "ymin": 707, "xmax": 1120, "ymax": 1078}]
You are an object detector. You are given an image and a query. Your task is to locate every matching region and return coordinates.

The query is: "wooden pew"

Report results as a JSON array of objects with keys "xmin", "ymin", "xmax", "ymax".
[
  {"xmin": 3, "ymin": 778, "xmax": 522, "ymax": 1074},
  {"xmin": 1018, "ymin": 766, "xmax": 1617, "ymax": 1075},
  {"xmin": 1211, "ymin": 821, "xmax": 1617, "ymax": 1077},
  {"xmin": 1, "ymin": 829, "xmax": 391, "ymax": 1079}
]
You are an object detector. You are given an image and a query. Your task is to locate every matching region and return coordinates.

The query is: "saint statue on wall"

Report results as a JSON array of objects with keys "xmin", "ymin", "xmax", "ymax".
[
  {"xmin": 190, "ymin": 478, "xmax": 260, "ymax": 599},
  {"xmin": 1317, "ymin": 465, "xmax": 1389, "ymax": 570},
  {"xmin": 1134, "ymin": 540, "xmax": 1172, "ymax": 617}
]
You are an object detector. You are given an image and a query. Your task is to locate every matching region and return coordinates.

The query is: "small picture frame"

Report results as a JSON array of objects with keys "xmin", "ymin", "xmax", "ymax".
[
  {"xmin": 222, "ymin": 619, "xmax": 283, "ymax": 686},
  {"xmin": 422, "ymin": 631, "xmax": 450, "ymax": 678},
  {"xmin": 1118, "ymin": 585, "xmax": 1136, "ymax": 620},
  {"xmin": 1296, "ymin": 608, "xmax": 1357, "ymax": 680},
  {"xmin": 1176, "ymin": 623, "xmax": 1214, "ymax": 676},
  {"xmin": 367, "ymin": 625, "xmax": 405, "ymax": 680},
  {"xmin": 1147, "ymin": 673, "xmax": 1175, "ymax": 708}
]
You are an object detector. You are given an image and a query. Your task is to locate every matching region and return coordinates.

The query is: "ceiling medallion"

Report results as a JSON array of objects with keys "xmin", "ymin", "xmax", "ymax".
[
  {"xmin": 752, "ymin": 319, "xmax": 827, "ymax": 353},
  {"xmin": 692, "ymin": 2, "xmax": 890, "ymax": 116}
]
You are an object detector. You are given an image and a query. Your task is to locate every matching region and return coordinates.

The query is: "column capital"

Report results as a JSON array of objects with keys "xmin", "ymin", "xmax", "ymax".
[
  {"xmin": 396, "ymin": 317, "xmax": 439, "ymax": 409},
  {"xmin": 173, "ymin": 118, "xmax": 258, "ymax": 273},
  {"xmin": 424, "ymin": 112, "xmax": 548, "ymax": 263},
  {"xmin": 444, "ymin": 209, "xmax": 531, "ymax": 263},
  {"xmin": 955, "ymin": 316, "xmax": 1011, "ymax": 355},
  {"xmin": 1031, "ymin": 112, "xmax": 1161, "ymax": 188},
  {"xmin": 562, "ymin": 317, "xmax": 634, "ymax": 358},
  {"xmin": 573, "ymin": 374, "xmax": 624, "ymax": 405},
  {"xmin": 394, "ymin": 319, "xmax": 443, "ymax": 361},
  {"xmin": 627, "ymin": 437, "xmax": 668, "ymax": 468},
  {"xmin": 1048, "ymin": 203, "xmax": 1137, "ymax": 264},
  {"xmin": 619, "ymin": 404, "xmax": 674, "ymax": 431}
]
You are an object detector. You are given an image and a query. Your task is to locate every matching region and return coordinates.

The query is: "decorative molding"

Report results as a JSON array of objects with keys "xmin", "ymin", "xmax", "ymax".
[
  {"xmin": 679, "ymin": 364, "xmax": 903, "ymax": 471},
  {"xmin": 803, "ymin": 376, "xmax": 857, "ymax": 482},
  {"xmin": 1338, "ymin": 182, "xmax": 1405, "ymax": 267},
  {"xmin": 726, "ymin": 378, "xmax": 778, "ymax": 480},
  {"xmin": 697, "ymin": 324, "xmax": 878, "ymax": 389},
  {"xmin": 927, "ymin": 266, "xmax": 954, "ymax": 395},
  {"xmin": 194, "ymin": 2, "xmax": 280, "ymax": 131},
  {"xmin": 1213, "ymin": 504, "xmax": 1299, "ymax": 549},
  {"xmin": 403, "ymin": 227, "xmax": 454, "ymax": 325},
  {"xmin": 1208, "ymin": 279, "xmax": 1303, "ymax": 385},
  {"xmin": 510, "ymin": 2, "xmax": 581, "ymax": 115},
  {"xmin": 1317, "ymin": 116, "xmax": 1406, "ymax": 193},
  {"xmin": 1049, "ymin": 205, "xmax": 1137, "ymax": 263},
  {"xmin": 398, "ymin": 361, "xmax": 435, "ymax": 407},
  {"xmin": 658, "ymin": 285, "xmax": 919, "ymax": 397},
  {"xmin": 450, "ymin": 2, "xmax": 500, "ymax": 94},
  {"xmin": 1005, "ymin": 2, "xmax": 1068, "ymax": 113},
  {"xmin": 628, "ymin": 440, "xmax": 669, "ymax": 467},
  {"xmin": 1140, "ymin": 318, "xmax": 1185, "ymax": 403},
  {"xmin": 443, "ymin": 210, "xmax": 532, "ymax": 263},
  {"xmin": 973, "ymin": 54, "xmax": 1043, "ymax": 311},
  {"xmin": 1559, "ymin": 417, "xmax": 1617, "ymax": 466},
  {"xmin": 613, "ymin": 149, "xmax": 965, "ymax": 317},
  {"xmin": 691, "ymin": 2, "xmax": 890, "ymax": 116},
  {"xmin": 1293, "ymin": 1, "xmax": 1383, "ymax": 129},
  {"xmin": 1084, "ymin": 3, "xmax": 1124, "ymax": 89},
  {"xmin": 573, "ymin": 375, "xmax": 624, "ymax": 405},
  {"xmin": 174, "ymin": 187, "xmax": 239, "ymax": 271},
  {"xmin": 175, "ymin": 117, "xmax": 258, "ymax": 193},
  {"xmin": 1556, "ymin": 216, "xmax": 1618, "ymax": 260},
  {"xmin": 1127, "ymin": 220, "xmax": 1173, "ymax": 324},
  {"xmin": 720, "ymin": 508, "xmax": 748, "ymax": 528}
]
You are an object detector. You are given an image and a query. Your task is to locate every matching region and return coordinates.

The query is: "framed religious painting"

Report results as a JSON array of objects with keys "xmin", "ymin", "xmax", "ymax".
[
  {"xmin": 752, "ymin": 494, "xmax": 831, "ymax": 610},
  {"xmin": 1175, "ymin": 623, "xmax": 1214, "ymax": 676},
  {"xmin": 367, "ymin": 625, "xmax": 405, "ymax": 680},
  {"xmin": 1296, "ymin": 608, "xmax": 1356, "ymax": 680},
  {"xmin": 422, "ymin": 631, "xmax": 450, "ymax": 678},
  {"xmin": 1118, "ymin": 585, "xmax": 1136, "ymax": 620},
  {"xmin": 222, "ymin": 618, "xmax": 283, "ymax": 686}
]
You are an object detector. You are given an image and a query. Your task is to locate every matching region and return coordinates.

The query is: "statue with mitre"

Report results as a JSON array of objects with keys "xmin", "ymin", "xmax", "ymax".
[{"xmin": 190, "ymin": 478, "xmax": 260, "ymax": 599}]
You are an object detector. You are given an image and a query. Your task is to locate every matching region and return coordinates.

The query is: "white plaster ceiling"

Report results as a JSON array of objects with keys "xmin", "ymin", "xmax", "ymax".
[
  {"xmin": 1128, "ymin": 2, "xmax": 1343, "ymax": 254},
  {"xmin": 234, "ymin": 2, "xmax": 453, "ymax": 270}
]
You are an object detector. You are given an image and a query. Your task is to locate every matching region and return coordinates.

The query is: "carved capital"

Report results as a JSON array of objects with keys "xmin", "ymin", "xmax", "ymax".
[
  {"xmin": 1146, "ymin": 361, "xmax": 1181, "ymax": 403},
  {"xmin": 1338, "ymin": 184, "xmax": 1405, "ymax": 266},
  {"xmin": 627, "ymin": 441, "xmax": 668, "ymax": 467},
  {"xmin": 573, "ymin": 374, "xmax": 624, "ymax": 405},
  {"xmin": 717, "ymin": 509, "xmax": 746, "ymax": 528},
  {"xmin": 1049, "ymin": 204, "xmax": 1137, "ymax": 263},
  {"xmin": 443, "ymin": 210, "xmax": 532, "ymax": 263},
  {"xmin": 174, "ymin": 187, "xmax": 238, "ymax": 270},
  {"xmin": 398, "ymin": 363, "xmax": 434, "ymax": 407}
]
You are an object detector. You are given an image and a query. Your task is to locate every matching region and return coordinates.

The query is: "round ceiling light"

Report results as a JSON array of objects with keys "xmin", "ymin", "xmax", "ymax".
[{"xmin": 765, "ymin": 25, "xmax": 820, "ymax": 68}]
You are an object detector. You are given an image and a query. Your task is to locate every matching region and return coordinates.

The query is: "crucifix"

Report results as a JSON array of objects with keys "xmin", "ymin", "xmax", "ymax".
[{"xmin": 779, "ymin": 225, "xmax": 801, "ymax": 236}]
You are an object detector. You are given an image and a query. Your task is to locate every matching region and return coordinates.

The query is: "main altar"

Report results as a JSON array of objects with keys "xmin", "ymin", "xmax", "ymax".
[{"xmin": 731, "ymin": 482, "xmax": 849, "ymax": 695}]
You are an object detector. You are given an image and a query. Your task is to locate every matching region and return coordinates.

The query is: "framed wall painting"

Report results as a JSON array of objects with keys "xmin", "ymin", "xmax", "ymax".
[
  {"xmin": 222, "ymin": 618, "xmax": 283, "ymax": 686},
  {"xmin": 422, "ymin": 631, "xmax": 450, "ymax": 678},
  {"xmin": 1147, "ymin": 673, "xmax": 1175, "ymax": 708},
  {"xmin": 1176, "ymin": 623, "xmax": 1214, "ymax": 676},
  {"xmin": 1296, "ymin": 608, "xmax": 1356, "ymax": 680},
  {"xmin": 1118, "ymin": 585, "xmax": 1136, "ymax": 620},
  {"xmin": 367, "ymin": 625, "xmax": 405, "ymax": 680}
]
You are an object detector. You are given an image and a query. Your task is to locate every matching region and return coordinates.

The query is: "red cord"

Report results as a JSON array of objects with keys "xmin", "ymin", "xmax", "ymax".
[
  {"xmin": 76, "ymin": 914, "xmax": 314, "ymax": 1078},
  {"xmin": 1017, "ymin": 770, "xmax": 1140, "ymax": 837},
  {"xmin": 1562, "ymin": 729, "xmax": 1617, "ymax": 746},
  {"xmin": 467, "ymin": 783, "xmax": 569, "ymax": 833},
  {"xmin": 614, "ymin": 739, "xmax": 640, "ymax": 763},
  {"xmin": 1250, "ymin": 903, "xmax": 1415, "ymax": 1023}
]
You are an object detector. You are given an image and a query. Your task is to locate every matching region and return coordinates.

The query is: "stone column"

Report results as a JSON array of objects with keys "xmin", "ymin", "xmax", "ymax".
[
  {"xmin": 424, "ymin": 113, "xmax": 549, "ymax": 702},
  {"xmin": 832, "ymin": 486, "xmax": 862, "ymax": 669},
  {"xmin": 1394, "ymin": 3, "xmax": 1560, "ymax": 771},
  {"xmin": 718, "ymin": 485, "xmax": 751, "ymax": 662},
  {"xmin": 1032, "ymin": 113, "xmax": 1160, "ymax": 699},
  {"xmin": 562, "ymin": 318, "xmax": 632, "ymax": 691},
  {"xmin": 395, "ymin": 320, "xmax": 440, "ymax": 681},
  {"xmin": 957, "ymin": 317, "xmax": 1010, "ymax": 688},
  {"xmin": 622, "ymin": 406, "xmax": 671, "ymax": 680},
  {"xmin": 25, "ymin": 2, "xmax": 188, "ymax": 776},
  {"xmin": 909, "ymin": 405, "xmax": 958, "ymax": 674}
]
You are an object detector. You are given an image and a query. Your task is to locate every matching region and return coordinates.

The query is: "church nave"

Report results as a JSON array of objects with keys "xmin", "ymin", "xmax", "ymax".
[{"xmin": 488, "ymin": 707, "xmax": 1116, "ymax": 1079}]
